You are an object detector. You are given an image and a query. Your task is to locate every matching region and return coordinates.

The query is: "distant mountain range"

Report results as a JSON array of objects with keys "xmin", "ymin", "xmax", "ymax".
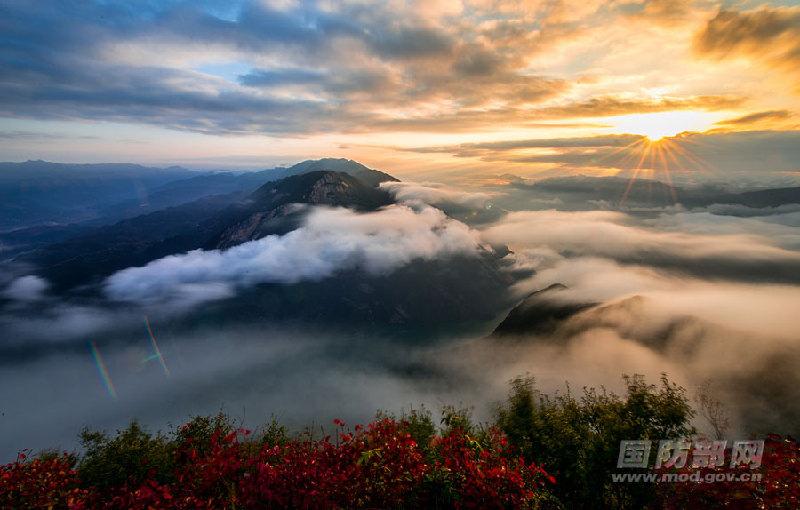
[
  {"xmin": 0, "ymin": 161, "xmax": 195, "ymax": 231},
  {"xmin": 4, "ymin": 158, "xmax": 800, "ymax": 341},
  {"xmin": 0, "ymin": 158, "xmax": 397, "ymax": 233},
  {"xmin": 498, "ymin": 174, "xmax": 800, "ymax": 212},
  {"xmin": 0, "ymin": 159, "xmax": 396, "ymax": 256},
  {"xmin": 1, "ymin": 159, "xmax": 515, "ymax": 340},
  {"xmin": 18, "ymin": 170, "xmax": 389, "ymax": 291}
]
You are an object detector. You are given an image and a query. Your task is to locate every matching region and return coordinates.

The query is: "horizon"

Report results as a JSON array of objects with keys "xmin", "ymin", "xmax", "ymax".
[{"xmin": 1, "ymin": 1, "xmax": 799, "ymax": 184}]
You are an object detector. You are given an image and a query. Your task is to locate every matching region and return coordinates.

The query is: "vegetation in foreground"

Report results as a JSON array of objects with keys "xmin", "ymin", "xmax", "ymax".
[{"xmin": 2, "ymin": 374, "xmax": 798, "ymax": 509}]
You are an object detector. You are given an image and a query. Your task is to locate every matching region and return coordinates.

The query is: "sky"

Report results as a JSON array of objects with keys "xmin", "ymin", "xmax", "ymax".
[{"xmin": 1, "ymin": 0, "xmax": 799, "ymax": 183}]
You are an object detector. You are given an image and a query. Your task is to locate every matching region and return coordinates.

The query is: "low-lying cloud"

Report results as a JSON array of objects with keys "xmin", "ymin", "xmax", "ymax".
[
  {"xmin": 4, "ymin": 185, "xmax": 800, "ymax": 458},
  {"xmin": 482, "ymin": 209, "xmax": 800, "ymax": 283},
  {"xmin": 380, "ymin": 181, "xmax": 494, "ymax": 210},
  {"xmin": 105, "ymin": 204, "xmax": 480, "ymax": 305}
]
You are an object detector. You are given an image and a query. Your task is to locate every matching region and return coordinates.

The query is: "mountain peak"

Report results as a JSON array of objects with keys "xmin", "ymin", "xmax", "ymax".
[
  {"xmin": 286, "ymin": 158, "xmax": 399, "ymax": 187},
  {"xmin": 249, "ymin": 170, "xmax": 394, "ymax": 210},
  {"xmin": 215, "ymin": 171, "xmax": 394, "ymax": 249}
]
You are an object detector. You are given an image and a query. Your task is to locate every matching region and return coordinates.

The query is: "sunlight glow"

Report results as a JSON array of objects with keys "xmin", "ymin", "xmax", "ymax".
[{"xmin": 608, "ymin": 110, "xmax": 721, "ymax": 140}]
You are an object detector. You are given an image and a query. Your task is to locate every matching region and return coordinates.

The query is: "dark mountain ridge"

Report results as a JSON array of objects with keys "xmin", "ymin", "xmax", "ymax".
[
  {"xmin": 0, "ymin": 158, "xmax": 397, "ymax": 233},
  {"xmin": 22, "ymin": 170, "xmax": 393, "ymax": 292},
  {"xmin": 4, "ymin": 164, "xmax": 516, "ymax": 340},
  {"xmin": 491, "ymin": 283, "xmax": 595, "ymax": 338},
  {"xmin": 0, "ymin": 159, "xmax": 396, "ymax": 256},
  {"xmin": 0, "ymin": 161, "xmax": 197, "ymax": 231}
]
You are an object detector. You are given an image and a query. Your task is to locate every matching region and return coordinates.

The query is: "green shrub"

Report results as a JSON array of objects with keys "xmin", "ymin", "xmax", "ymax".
[
  {"xmin": 495, "ymin": 373, "xmax": 695, "ymax": 509},
  {"xmin": 78, "ymin": 421, "xmax": 176, "ymax": 489}
]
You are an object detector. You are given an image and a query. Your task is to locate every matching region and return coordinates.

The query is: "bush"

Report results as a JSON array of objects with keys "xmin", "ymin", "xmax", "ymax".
[
  {"xmin": 2, "ymin": 413, "xmax": 553, "ymax": 509},
  {"xmin": 4, "ymin": 374, "xmax": 795, "ymax": 509},
  {"xmin": 495, "ymin": 374, "xmax": 694, "ymax": 509},
  {"xmin": 0, "ymin": 452, "xmax": 85, "ymax": 509},
  {"xmin": 78, "ymin": 421, "xmax": 176, "ymax": 490}
]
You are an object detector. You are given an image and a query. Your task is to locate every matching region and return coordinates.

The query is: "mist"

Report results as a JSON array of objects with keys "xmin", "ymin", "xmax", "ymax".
[{"xmin": 2, "ymin": 181, "xmax": 799, "ymax": 462}]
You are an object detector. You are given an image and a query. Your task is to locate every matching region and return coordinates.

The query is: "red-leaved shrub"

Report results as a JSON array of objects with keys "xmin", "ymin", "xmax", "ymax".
[{"xmin": 1, "ymin": 417, "xmax": 553, "ymax": 509}]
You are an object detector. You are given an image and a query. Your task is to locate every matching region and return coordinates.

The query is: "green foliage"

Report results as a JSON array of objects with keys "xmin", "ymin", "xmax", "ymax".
[
  {"xmin": 174, "ymin": 413, "xmax": 234, "ymax": 455},
  {"xmin": 35, "ymin": 448, "xmax": 77, "ymax": 465},
  {"xmin": 440, "ymin": 404, "xmax": 475, "ymax": 436},
  {"xmin": 400, "ymin": 405, "xmax": 436, "ymax": 452},
  {"xmin": 257, "ymin": 415, "xmax": 289, "ymax": 447},
  {"xmin": 16, "ymin": 372, "xmax": 699, "ymax": 509},
  {"xmin": 495, "ymin": 373, "xmax": 695, "ymax": 509},
  {"xmin": 78, "ymin": 421, "xmax": 176, "ymax": 489}
]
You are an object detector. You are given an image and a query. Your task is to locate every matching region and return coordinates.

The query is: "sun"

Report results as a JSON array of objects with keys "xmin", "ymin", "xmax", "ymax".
[{"xmin": 607, "ymin": 110, "xmax": 721, "ymax": 141}]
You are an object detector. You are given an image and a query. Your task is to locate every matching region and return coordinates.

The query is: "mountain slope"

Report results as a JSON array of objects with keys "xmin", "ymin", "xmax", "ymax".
[
  {"xmin": 491, "ymin": 284, "xmax": 595, "ymax": 338},
  {"xmin": 12, "ymin": 166, "xmax": 517, "ymax": 338},
  {"xmin": 22, "ymin": 171, "xmax": 394, "ymax": 292},
  {"xmin": 216, "ymin": 171, "xmax": 393, "ymax": 249},
  {"xmin": 102, "ymin": 158, "xmax": 398, "ymax": 223},
  {"xmin": 0, "ymin": 158, "xmax": 396, "ymax": 234},
  {"xmin": 271, "ymin": 158, "xmax": 398, "ymax": 187},
  {"xmin": 171, "ymin": 252, "xmax": 515, "ymax": 338},
  {"xmin": 1, "ymin": 158, "xmax": 397, "ymax": 256}
]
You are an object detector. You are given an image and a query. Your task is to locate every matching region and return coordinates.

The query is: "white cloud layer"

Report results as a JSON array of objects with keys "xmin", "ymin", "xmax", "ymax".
[
  {"xmin": 104, "ymin": 204, "xmax": 480, "ymax": 304},
  {"xmin": 380, "ymin": 181, "xmax": 494, "ymax": 209}
]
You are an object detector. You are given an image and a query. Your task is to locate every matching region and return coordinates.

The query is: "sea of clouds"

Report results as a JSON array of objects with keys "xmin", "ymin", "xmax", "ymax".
[{"xmin": 1, "ymin": 181, "xmax": 799, "ymax": 459}]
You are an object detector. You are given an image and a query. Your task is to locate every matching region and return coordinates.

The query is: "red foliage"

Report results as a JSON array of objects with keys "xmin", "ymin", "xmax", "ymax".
[
  {"xmin": 428, "ymin": 426, "xmax": 554, "ymax": 509},
  {"xmin": 0, "ymin": 453, "xmax": 87, "ymax": 509},
  {"xmin": 0, "ymin": 418, "xmax": 553, "ymax": 509},
  {"xmin": 658, "ymin": 435, "xmax": 800, "ymax": 509}
]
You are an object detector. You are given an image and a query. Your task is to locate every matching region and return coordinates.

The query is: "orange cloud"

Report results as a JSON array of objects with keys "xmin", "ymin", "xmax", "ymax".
[
  {"xmin": 715, "ymin": 110, "xmax": 793, "ymax": 128},
  {"xmin": 695, "ymin": 7, "xmax": 800, "ymax": 91}
]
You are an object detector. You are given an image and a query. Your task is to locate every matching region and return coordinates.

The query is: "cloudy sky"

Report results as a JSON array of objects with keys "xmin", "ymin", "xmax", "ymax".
[{"xmin": 1, "ymin": 0, "xmax": 799, "ymax": 181}]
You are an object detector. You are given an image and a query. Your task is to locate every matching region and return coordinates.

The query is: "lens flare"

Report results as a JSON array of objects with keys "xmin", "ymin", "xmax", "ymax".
[
  {"xmin": 618, "ymin": 136, "xmax": 711, "ymax": 207},
  {"xmin": 144, "ymin": 316, "xmax": 170, "ymax": 377},
  {"xmin": 88, "ymin": 340, "xmax": 117, "ymax": 399}
]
